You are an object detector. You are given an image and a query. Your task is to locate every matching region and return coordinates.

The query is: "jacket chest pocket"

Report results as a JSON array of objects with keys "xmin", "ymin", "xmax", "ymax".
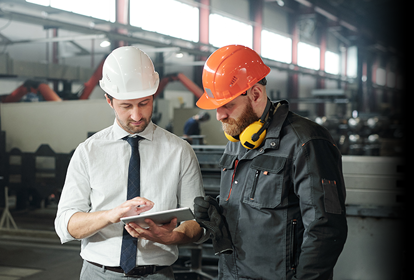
[{"xmin": 243, "ymin": 155, "xmax": 286, "ymax": 209}]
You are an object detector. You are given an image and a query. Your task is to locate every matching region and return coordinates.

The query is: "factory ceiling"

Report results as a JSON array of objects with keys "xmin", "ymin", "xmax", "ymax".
[
  {"xmin": 0, "ymin": 0, "xmax": 404, "ymax": 52},
  {"xmin": 0, "ymin": 0, "xmax": 406, "ymax": 83}
]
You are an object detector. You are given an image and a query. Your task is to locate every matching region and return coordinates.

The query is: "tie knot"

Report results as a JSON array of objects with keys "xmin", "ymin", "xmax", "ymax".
[{"xmin": 124, "ymin": 136, "xmax": 142, "ymax": 148}]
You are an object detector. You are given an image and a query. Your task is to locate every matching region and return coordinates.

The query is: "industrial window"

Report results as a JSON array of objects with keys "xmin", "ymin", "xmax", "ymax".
[
  {"xmin": 26, "ymin": 0, "xmax": 116, "ymax": 22},
  {"xmin": 297, "ymin": 42, "xmax": 320, "ymax": 70},
  {"xmin": 325, "ymin": 51, "xmax": 340, "ymax": 75},
  {"xmin": 346, "ymin": 46, "xmax": 358, "ymax": 78},
  {"xmin": 261, "ymin": 30, "xmax": 292, "ymax": 64},
  {"xmin": 130, "ymin": 0, "xmax": 199, "ymax": 43},
  {"xmin": 209, "ymin": 13, "xmax": 252, "ymax": 48}
]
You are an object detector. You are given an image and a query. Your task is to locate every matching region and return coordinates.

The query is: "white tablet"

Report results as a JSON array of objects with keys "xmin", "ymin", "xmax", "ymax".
[{"xmin": 120, "ymin": 207, "xmax": 195, "ymax": 229}]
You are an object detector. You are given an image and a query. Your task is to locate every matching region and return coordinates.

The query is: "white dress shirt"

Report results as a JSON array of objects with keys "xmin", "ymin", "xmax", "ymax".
[{"xmin": 55, "ymin": 119, "xmax": 204, "ymax": 267}]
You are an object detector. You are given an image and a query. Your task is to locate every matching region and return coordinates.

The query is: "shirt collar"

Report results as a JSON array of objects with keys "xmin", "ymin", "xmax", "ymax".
[{"xmin": 112, "ymin": 119, "xmax": 154, "ymax": 141}]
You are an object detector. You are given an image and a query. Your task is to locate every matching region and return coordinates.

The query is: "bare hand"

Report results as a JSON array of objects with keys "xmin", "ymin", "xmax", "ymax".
[
  {"xmin": 107, "ymin": 197, "xmax": 154, "ymax": 224},
  {"xmin": 125, "ymin": 218, "xmax": 179, "ymax": 245}
]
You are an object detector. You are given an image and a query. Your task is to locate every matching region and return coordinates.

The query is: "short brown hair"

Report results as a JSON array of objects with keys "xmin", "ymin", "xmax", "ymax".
[
  {"xmin": 106, "ymin": 94, "xmax": 114, "ymax": 104},
  {"xmin": 258, "ymin": 77, "xmax": 267, "ymax": 86}
]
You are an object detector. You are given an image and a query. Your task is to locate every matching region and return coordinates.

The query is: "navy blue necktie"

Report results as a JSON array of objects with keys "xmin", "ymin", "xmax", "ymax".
[{"xmin": 120, "ymin": 136, "xmax": 142, "ymax": 274}]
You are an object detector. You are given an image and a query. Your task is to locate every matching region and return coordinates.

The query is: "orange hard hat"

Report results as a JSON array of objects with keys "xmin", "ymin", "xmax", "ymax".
[{"xmin": 196, "ymin": 45, "xmax": 270, "ymax": 110}]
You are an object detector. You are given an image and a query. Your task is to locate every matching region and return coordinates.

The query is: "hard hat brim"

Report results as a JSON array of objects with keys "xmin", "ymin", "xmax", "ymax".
[
  {"xmin": 100, "ymin": 79, "xmax": 159, "ymax": 100},
  {"xmin": 196, "ymin": 70, "xmax": 270, "ymax": 110},
  {"xmin": 196, "ymin": 89, "xmax": 243, "ymax": 110}
]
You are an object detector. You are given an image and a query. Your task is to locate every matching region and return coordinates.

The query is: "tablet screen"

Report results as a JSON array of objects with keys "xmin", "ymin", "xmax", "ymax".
[{"xmin": 120, "ymin": 207, "xmax": 194, "ymax": 228}]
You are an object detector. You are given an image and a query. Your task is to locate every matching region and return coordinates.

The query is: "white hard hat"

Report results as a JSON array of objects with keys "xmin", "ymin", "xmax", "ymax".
[{"xmin": 99, "ymin": 46, "xmax": 159, "ymax": 100}]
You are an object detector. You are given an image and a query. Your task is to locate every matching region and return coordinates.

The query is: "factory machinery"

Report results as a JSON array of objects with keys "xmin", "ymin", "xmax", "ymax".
[{"xmin": 314, "ymin": 112, "xmax": 403, "ymax": 157}]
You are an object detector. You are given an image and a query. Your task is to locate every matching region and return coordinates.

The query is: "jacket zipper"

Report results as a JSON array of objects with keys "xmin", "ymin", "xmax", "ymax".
[
  {"xmin": 250, "ymin": 170, "xmax": 260, "ymax": 200},
  {"xmin": 226, "ymin": 159, "xmax": 239, "ymax": 201},
  {"xmin": 290, "ymin": 219, "xmax": 297, "ymax": 272}
]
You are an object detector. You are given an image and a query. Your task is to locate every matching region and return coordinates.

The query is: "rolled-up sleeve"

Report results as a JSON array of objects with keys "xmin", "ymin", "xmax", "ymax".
[
  {"xmin": 177, "ymin": 144, "xmax": 208, "ymax": 244},
  {"xmin": 177, "ymin": 143, "xmax": 205, "ymax": 211},
  {"xmin": 54, "ymin": 145, "xmax": 92, "ymax": 243}
]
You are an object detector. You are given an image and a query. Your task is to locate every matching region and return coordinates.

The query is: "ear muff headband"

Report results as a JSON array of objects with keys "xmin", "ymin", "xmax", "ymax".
[
  {"xmin": 225, "ymin": 133, "xmax": 240, "ymax": 142},
  {"xmin": 251, "ymin": 100, "xmax": 272, "ymax": 142},
  {"xmin": 225, "ymin": 99, "xmax": 275, "ymax": 149}
]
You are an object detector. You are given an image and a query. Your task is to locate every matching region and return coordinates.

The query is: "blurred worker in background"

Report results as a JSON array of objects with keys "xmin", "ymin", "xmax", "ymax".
[
  {"xmin": 55, "ymin": 46, "xmax": 205, "ymax": 279},
  {"xmin": 194, "ymin": 45, "xmax": 347, "ymax": 280},
  {"xmin": 183, "ymin": 111, "xmax": 210, "ymax": 144}
]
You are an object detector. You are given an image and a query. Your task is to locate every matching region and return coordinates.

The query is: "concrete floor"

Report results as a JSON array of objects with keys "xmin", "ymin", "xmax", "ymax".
[
  {"xmin": 0, "ymin": 207, "xmax": 83, "ymax": 280},
  {"xmin": 0, "ymin": 203, "xmax": 408, "ymax": 280},
  {"xmin": 0, "ymin": 236, "xmax": 82, "ymax": 280}
]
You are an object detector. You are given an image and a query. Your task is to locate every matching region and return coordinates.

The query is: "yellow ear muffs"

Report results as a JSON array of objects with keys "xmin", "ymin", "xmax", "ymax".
[
  {"xmin": 223, "ymin": 98, "xmax": 274, "ymax": 150},
  {"xmin": 224, "ymin": 132, "xmax": 240, "ymax": 142},
  {"xmin": 239, "ymin": 120, "xmax": 267, "ymax": 149}
]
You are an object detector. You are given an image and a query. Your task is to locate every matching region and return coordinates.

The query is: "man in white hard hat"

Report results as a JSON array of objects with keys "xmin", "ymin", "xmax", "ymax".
[{"xmin": 55, "ymin": 46, "xmax": 205, "ymax": 279}]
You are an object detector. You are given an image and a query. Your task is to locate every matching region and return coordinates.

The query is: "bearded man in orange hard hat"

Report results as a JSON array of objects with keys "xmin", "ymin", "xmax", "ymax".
[
  {"xmin": 194, "ymin": 45, "xmax": 348, "ymax": 280},
  {"xmin": 55, "ymin": 46, "xmax": 206, "ymax": 279}
]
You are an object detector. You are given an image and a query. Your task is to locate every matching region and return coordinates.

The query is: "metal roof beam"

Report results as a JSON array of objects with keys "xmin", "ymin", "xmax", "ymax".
[{"xmin": 0, "ymin": 9, "xmax": 213, "ymax": 57}]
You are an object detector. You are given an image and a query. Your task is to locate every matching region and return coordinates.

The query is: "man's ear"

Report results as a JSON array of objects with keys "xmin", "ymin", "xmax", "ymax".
[
  {"xmin": 250, "ymin": 85, "xmax": 264, "ymax": 103},
  {"xmin": 105, "ymin": 94, "xmax": 114, "ymax": 108}
]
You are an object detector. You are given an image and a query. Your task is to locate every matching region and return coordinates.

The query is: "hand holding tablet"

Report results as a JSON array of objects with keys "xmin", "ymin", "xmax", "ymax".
[{"xmin": 121, "ymin": 207, "xmax": 195, "ymax": 229}]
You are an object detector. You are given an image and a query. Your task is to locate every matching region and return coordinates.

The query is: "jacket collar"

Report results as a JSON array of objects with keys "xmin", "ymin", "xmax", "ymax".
[
  {"xmin": 266, "ymin": 100, "xmax": 289, "ymax": 139},
  {"xmin": 253, "ymin": 100, "xmax": 289, "ymax": 151}
]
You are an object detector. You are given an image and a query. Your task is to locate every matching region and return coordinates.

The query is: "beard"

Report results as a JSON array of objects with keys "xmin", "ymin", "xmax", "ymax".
[
  {"xmin": 221, "ymin": 100, "xmax": 259, "ymax": 137},
  {"xmin": 115, "ymin": 111, "xmax": 151, "ymax": 134}
]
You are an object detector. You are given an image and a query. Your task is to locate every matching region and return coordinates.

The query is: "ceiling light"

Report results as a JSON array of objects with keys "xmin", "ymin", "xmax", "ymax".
[
  {"xmin": 175, "ymin": 52, "xmax": 184, "ymax": 58},
  {"xmin": 100, "ymin": 40, "xmax": 111, "ymax": 48}
]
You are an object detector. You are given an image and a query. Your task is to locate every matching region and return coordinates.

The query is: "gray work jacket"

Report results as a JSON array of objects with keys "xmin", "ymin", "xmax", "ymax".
[{"xmin": 217, "ymin": 100, "xmax": 347, "ymax": 280}]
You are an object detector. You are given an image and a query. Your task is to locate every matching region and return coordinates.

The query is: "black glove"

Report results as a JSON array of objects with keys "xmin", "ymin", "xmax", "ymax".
[{"xmin": 194, "ymin": 196, "xmax": 233, "ymax": 255}]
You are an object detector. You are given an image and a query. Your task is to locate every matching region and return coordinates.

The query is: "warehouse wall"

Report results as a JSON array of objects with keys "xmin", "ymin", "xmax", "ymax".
[
  {"xmin": 1, "ymin": 99, "xmax": 114, "ymax": 153},
  {"xmin": 0, "ymin": 93, "xmax": 228, "ymax": 154}
]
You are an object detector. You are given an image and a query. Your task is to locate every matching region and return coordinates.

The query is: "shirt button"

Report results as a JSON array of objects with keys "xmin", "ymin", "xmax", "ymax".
[
  {"xmin": 234, "ymin": 180, "xmax": 238, "ymax": 184},
  {"xmin": 270, "ymin": 142, "xmax": 276, "ymax": 147}
]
